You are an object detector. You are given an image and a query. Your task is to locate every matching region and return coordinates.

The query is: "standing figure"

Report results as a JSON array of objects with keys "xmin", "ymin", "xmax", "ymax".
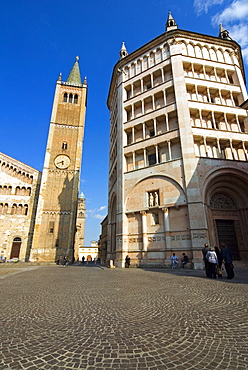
[
  {"xmin": 149, "ymin": 193, "xmax": 154, "ymax": 207},
  {"xmin": 202, "ymin": 243, "xmax": 209, "ymax": 277},
  {"xmin": 81, "ymin": 256, "xmax": 85, "ymax": 265},
  {"xmin": 206, "ymin": 247, "xmax": 218, "ymax": 278},
  {"xmin": 221, "ymin": 244, "xmax": 234, "ymax": 279},
  {"xmin": 63, "ymin": 256, "xmax": 68, "ymax": 267},
  {"xmin": 214, "ymin": 246, "xmax": 223, "ymax": 278},
  {"xmin": 125, "ymin": 255, "xmax": 131, "ymax": 268}
]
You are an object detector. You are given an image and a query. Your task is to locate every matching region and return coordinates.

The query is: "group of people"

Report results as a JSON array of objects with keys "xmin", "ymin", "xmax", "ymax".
[
  {"xmin": 57, "ymin": 255, "xmax": 69, "ymax": 267},
  {"xmin": 170, "ymin": 243, "xmax": 234, "ymax": 279},
  {"xmin": 170, "ymin": 252, "xmax": 189, "ymax": 269},
  {"xmin": 202, "ymin": 243, "xmax": 234, "ymax": 279}
]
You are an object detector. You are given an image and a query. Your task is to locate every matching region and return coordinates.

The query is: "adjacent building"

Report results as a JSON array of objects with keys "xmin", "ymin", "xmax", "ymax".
[
  {"xmin": 0, "ymin": 153, "xmax": 41, "ymax": 261},
  {"xmin": 74, "ymin": 191, "xmax": 86, "ymax": 261},
  {"xmin": 78, "ymin": 240, "xmax": 99, "ymax": 263},
  {"xmin": 106, "ymin": 13, "xmax": 248, "ymax": 268}
]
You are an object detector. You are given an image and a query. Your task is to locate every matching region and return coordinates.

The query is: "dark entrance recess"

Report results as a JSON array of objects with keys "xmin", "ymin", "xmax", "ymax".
[
  {"xmin": 10, "ymin": 237, "xmax": 22, "ymax": 259},
  {"xmin": 215, "ymin": 219, "xmax": 240, "ymax": 260}
]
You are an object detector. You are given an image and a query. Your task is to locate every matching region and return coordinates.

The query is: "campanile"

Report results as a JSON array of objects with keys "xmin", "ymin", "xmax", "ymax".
[{"xmin": 31, "ymin": 57, "xmax": 87, "ymax": 262}]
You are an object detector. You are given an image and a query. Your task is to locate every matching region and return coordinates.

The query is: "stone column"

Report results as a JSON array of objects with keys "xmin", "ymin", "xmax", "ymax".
[
  {"xmin": 155, "ymin": 145, "xmax": 159, "ymax": 164},
  {"xmin": 132, "ymin": 152, "xmax": 135, "ymax": 170},
  {"xmin": 153, "ymin": 118, "xmax": 157, "ymax": 136},
  {"xmin": 143, "ymin": 148, "xmax": 147, "ymax": 167},
  {"xmin": 140, "ymin": 211, "xmax": 148, "ymax": 253},
  {"xmin": 132, "ymin": 127, "xmax": 135, "ymax": 143},
  {"xmin": 167, "ymin": 140, "xmax": 172, "ymax": 161},
  {"xmin": 142, "ymin": 122, "xmax": 146, "ymax": 139},
  {"xmin": 141, "ymin": 99, "xmax": 144, "ymax": 115},
  {"xmin": 163, "ymin": 207, "xmax": 171, "ymax": 261}
]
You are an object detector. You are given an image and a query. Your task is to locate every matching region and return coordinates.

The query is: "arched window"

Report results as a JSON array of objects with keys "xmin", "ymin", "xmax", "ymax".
[
  {"xmin": 209, "ymin": 48, "xmax": 217, "ymax": 61},
  {"xmin": 11, "ymin": 204, "xmax": 17, "ymax": 215},
  {"xmin": 26, "ymin": 187, "xmax": 31, "ymax": 196},
  {"xmin": 195, "ymin": 45, "xmax": 202, "ymax": 59},
  {"xmin": 74, "ymin": 94, "xmax": 78, "ymax": 104},
  {"xmin": 17, "ymin": 204, "xmax": 22, "ymax": 215},
  {"xmin": 3, "ymin": 203, "xmax": 8, "ymax": 214},
  {"xmin": 187, "ymin": 43, "xmax": 195, "ymax": 57},
  {"xmin": 15, "ymin": 186, "xmax": 20, "ymax": 195},
  {"xmin": 69, "ymin": 94, "xmax": 73, "ymax": 103},
  {"xmin": 217, "ymin": 49, "xmax": 224, "ymax": 63},
  {"xmin": 62, "ymin": 141, "xmax": 68, "ymax": 150},
  {"xmin": 156, "ymin": 48, "xmax": 162, "ymax": 63},
  {"xmin": 150, "ymin": 52, "xmax": 155, "ymax": 67},
  {"xmin": 63, "ymin": 93, "xmax": 68, "ymax": 102},
  {"xmin": 143, "ymin": 56, "xmax": 148, "ymax": 70},
  {"xmin": 13, "ymin": 237, "xmax": 21, "ymax": 242},
  {"xmin": 23, "ymin": 204, "xmax": 28, "ymax": 215},
  {"xmin": 0, "ymin": 203, "xmax": 3, "ymax": 213}
]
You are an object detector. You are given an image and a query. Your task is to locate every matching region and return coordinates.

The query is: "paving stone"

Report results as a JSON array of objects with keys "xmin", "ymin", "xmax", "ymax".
[{"xmin": 0, "ymin": 265, "xmax": 247, "ymax": 369}]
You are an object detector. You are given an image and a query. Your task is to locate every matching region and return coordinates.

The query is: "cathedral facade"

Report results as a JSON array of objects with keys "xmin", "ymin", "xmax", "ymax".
[
  {"xmin": 106, "ymin": 14, "xmax": 248, "ymax": 268},
  {"xmin": 0, "ymin": 58, "xmax": 87, "ymax": 263}
]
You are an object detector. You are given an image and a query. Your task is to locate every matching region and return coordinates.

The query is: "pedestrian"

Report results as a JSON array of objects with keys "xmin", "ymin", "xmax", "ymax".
[
  {"xmin": 202, "ymin": 243, "xmax": 210, "ymax": 277},
  {"xmin": 214, "ymin": 246, "xmax": 223, "ymax": 278},
  {"xmin": 58, "ymin": 255, "xmax": 63, "ymax": 267},
  {"xmin": 81, "ymin": 256, "xmax": 85, "ymax": 265},
  {"xmin": 181, "ymin": 253, "xmax": 189, "ymax": 269},
  {"xmin": 125, "ymin": 255, "xmax": 131, "ymax": 268},
  {"xmin": 221, "ymin": 244, "xmax": 234, "ymax": 279},
  {"xmin": 206, "ymin": 247, "xmax": 218, "ymax": 278},
  {"xmin": 63, "ymin": 256, "xmax": 68, "ymax": 267},
  {"xmin": 170, "ymin": 253, "xmax": 179, "ymax": 269}
]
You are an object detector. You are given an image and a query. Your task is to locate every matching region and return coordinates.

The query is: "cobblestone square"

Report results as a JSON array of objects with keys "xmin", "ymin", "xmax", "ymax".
[{"xmin": 0, "ymin": 265, "xmax": 248, "ymax": 369}]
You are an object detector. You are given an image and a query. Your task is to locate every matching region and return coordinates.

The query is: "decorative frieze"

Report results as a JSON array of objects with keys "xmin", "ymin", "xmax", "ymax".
[
  {"xmin": 43, "ymin": 211, "xmax": 72, "ymax": 215},
  {"xmin": 54, "ymin": 123, "xmax": 79, "ymax": 129},
  {"xmin": 171, "ymin": 234, "xmax": 191, "ymax": 240}
]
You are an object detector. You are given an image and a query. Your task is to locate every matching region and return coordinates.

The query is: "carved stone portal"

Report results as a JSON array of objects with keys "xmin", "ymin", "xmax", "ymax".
[{"xmin": 210, "ymin": 194, "xmax": 236, "ymax": 209}]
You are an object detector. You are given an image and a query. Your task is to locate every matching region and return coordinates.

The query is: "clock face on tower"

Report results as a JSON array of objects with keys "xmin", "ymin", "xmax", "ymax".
[{"xmin": 54, "ymin": 154, "xmax": 71, "ymax": 169}]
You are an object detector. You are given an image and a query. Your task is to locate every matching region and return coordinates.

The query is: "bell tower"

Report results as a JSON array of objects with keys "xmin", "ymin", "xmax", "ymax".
[{"xmin": 31, "ymin": 57, "xmax": 87, "ymax": 262}]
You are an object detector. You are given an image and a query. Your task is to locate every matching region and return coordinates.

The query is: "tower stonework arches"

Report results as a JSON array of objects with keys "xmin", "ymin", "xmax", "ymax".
[
  {"xmin": 30, "ymin": 58, "xmax": 87, "ymax": 262},
  {"xmin": 203, "ymin": 169, "xmax": 248, "ymax": 260}
]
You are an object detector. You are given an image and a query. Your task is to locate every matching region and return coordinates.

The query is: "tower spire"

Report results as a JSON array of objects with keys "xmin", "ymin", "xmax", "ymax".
[
  {"xmin": 166, "ymin": 11, "xmax": 178, "ymax": 32},
  {"xmin": 119, "ymin": 42, "xmax": 128, "ymax": 59},
  {"xmin": 219, "ymin": 24, "xmax": 232, "ymax": 40},
  {"xmin": 65, "ymin": 56, "xmax": 82, "ymax": 86}
]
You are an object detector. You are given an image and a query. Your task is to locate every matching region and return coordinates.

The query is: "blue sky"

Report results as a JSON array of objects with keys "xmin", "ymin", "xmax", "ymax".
[{"xmin": 0, "ymin": 0, "xmax": 247, "ymax": 245}]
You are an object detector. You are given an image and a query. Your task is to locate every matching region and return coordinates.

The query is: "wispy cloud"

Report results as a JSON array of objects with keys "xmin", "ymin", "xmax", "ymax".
[
  {"xmin": 86, "ymin": 205, "xmax": 107, "ymax": 220},
  {"xmin": 194, "ymin": 0, "xmax": 248, "ymax": 64},
  {"xmin": 212, "ymin": 0, "xmax": 248, "ymax": 22},
  {"xmin": 193, "ymin": 0, "xmax": 225, "ymax": 16},
  {"xmin": 211, "ymin": 0, "xmax": 248, "ymax": 64}
]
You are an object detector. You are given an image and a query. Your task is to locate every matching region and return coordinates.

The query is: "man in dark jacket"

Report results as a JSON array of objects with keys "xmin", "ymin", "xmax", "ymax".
[
  {"xmin": 202, "ymin": 243, "xmax": 210, "ymax": 277},
  {"xmin": 221, "ymin": 244, "xmax": 234, "ymax": 279}
]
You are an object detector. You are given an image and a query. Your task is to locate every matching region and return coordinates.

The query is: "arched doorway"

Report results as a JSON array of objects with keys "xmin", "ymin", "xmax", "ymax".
[
  {"xmin": 210, "ymin": 194, "xmax": 240, "ymax": 260},
  {"xmin": 205, "ymin": 171, "xmax": 248, "ymax": 261},
  {"xmin": 10, "ymin": 237, "xmax": 22, "ymax": 259}
]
